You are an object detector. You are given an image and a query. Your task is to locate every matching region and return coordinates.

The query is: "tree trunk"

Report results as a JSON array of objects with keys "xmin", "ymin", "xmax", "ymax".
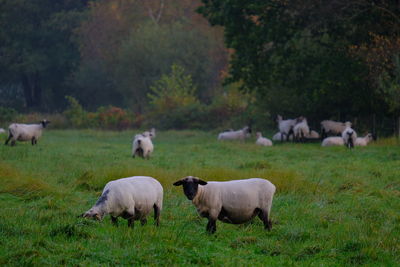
[{"xmin": 21, "ymin": 72, "xmax": 42, "ymax": 110}]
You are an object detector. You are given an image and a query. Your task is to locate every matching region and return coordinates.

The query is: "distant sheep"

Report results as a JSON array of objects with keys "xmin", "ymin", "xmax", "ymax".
[
  {"xmin": 321, "ymin": 137, "xmax": 344, "ymax": 146},
  {"xmin": 82, "ymin": 176, "xmax": 163, "ymax": 227},
  {"xmin": 255, "ymin": 132, "xmax": 273, "ymax": 146},
  {"xmin": 276, "ymin": 115, "xmax": 296, "ymax": 141},
  {"xmin": 173, "ymin": 176, "xmax": 276, "ymax": 233},
  {"xmin": 355, "ymin": 133, "xmax": 374, "ymax": 146},
  {"xmin": 293, "ymin": 117, "xmax": 310, "ymax": 142},
  {"xmin": 218, "ymin": 126, "xmax": 251, "ymax": 141},
  {"xmin": 5, "ymin": 119, "xmax": 50, "ymax": 146},
  {"xmin": 0, "ymin": 128, "xmax": 5, "ymax": 134},
  {"xmin": 305, "ymin": 130, "xmax": 320, "ymax": 139},
  {"xmin": 341, "ymin": 123, "xmax": 357, "ymax": 149},
  {"xmin": 132, "ymin": 133, "xmax": 154, "ymax": 159},
  {"xmin": 321, "ymin": 120, "xmax": 352, "ymax": 139}
]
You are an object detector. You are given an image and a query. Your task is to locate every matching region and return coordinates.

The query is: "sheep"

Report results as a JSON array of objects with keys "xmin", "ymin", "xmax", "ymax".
[
  {"xmin": 321, "ymin": 120, "xmax": 352, "ymax": 139},
  {"xmin": 142, "ymin": 128, "xmax": 156, "ymax": 139},
  {"xmin": 132, "ymin": 133, "xmax": 154, "ymax": 159},
  {"xmin": 5, "ymin": 119, "xmax": 50, "ymax": 146},
  {"xmin": 272, "ymin": 132, "xmax": 293, "ymax": 141},
  {"xmin": 0, "ymin": 128, "xmax": 5, "ymax": 134},
  {"xmin": 276, "ymin": 115, "xmax": 297, "ymax": 141},
  {"xmin": 341, "ymin": 123, "xmax": 357, "ymax": 149},
  {"xmin": 217, "ymin": 126, "xmax": 251, "ymax": 141},
  {"xmin": 305, "ymin": 130, "xmax": 320, "ymax": 139},
  {"xmin": 355, "ymin": 133, "xmax": 374, "ymax": 146},
  {"xmin": 321, "ymin": 137, "xmax": 344, "ymax": 146},
  {"xmin": 173, "ymin": 176, "xmax": 276, "ymax": 234},
  {"xmin": 293, "ymin": 117, "xmax": 310, "ymax": 142},
  {"xmin": 255, "ymin": 132, "xmax": 273, "ymax": 146},
  {"xmin": 82, "ymin": 176, "xmax": 163, "ymax": 227}
]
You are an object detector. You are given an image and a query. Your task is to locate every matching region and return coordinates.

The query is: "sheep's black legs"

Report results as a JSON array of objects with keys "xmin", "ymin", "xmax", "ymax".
[
  {"xmin": 5, "ymin": 134, "xmax": 12, "ymax": 145},
  {"xmin": 140, "ymin": 218, "xmax": 147, "ymax": 226},
  {"xmin": 111, "ymin": 216, "xmax": 118, "ymax": 226},
  {"xmin": 153, "ymin": 204, "xmax": 160, "ymax": 226},
  {"xmin": 206, "ymin": 218, "xmax": 216, "ymax": 234},
  {"xmin": 258, "ymin": 210, "xmax": 272, "ymax": 231},
  {"xmin": 31, "ymin": 137, "xmax": 35, "ymax": 145}
]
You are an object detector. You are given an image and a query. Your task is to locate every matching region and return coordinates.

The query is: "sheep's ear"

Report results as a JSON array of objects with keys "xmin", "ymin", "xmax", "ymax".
[
  {"xmin": 173, "ymin": 180, "xmax": 184, "ymax": 186},
  {"xmin": 196, "ymin": 179, "xmax": 208, "ymax": 185}
]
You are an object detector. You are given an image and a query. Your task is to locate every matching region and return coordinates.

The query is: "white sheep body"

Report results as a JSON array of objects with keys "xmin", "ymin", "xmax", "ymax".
[
  {"xmin": 321, "ymin": 137, "xmax": 344, "ymax": 146},
  {"xmin": 293, "ymin": 118, "xmax": 310, "ymax": 141},
  {"xmin": 255, "ymin": 132, "xmax": 273, "ymax": 146},
  {"xmin": 5, "ymin": 120, "xmax": 49, "ymax": 146},
  {"xmin": 306, "ymin": 130, "xmax": 320, "ymax": 139},
  {"xmin": 83, "ymin": 176, "xmax": 163, "ymax": 226},
  {"xmin": 218, "ymin": 126, "xmax": 250, "ymax": 141},
  {"xmin": 132, "ymin": 134, "xmax": 154, "ymax": 159},
  {"xmin": 0, "ymin": 128, "xmax": 5, "ymax": 134},
  {"xmin": 277, "ymin": 115, "xmax": 296, "ymax": 141},
  {"xmin": 355, "ymin": 133, "xmax": 373, "ymax": 146},
  {"xmin": 342, "ymin": 125, "xmax": 357, "ymax": 148},
  {"xmin": 272, "ymin": 132, "xmax": 293, "ymax": 141},
  {"xmin": 321, "ymin": 120, "xmax": 351, "ymax": 137}
]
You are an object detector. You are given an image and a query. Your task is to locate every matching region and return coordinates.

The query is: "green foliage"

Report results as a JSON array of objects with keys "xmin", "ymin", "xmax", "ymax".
[
  {"xmin": 0, "ymin": 130, "xmax": 399, "ymax": 265},
  {"xmin": 378, "ymin": 55, "xmax": 400, "ymax": 114},
  {"xmin": 63, "ymin": 96, "xmax": 87, "ymax": 128},
  {"xmin": 0, "ymin": 107, "xmax": 17, "ymax": 124}
]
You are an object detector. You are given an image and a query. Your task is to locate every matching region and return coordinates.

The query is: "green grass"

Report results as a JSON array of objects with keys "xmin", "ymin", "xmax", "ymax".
[{"xmin": 0, "ymin": 129, "xmax": 399, "ymax": 266}]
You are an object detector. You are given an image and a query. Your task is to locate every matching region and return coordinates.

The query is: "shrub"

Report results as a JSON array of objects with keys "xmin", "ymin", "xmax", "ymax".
[
  {"xmin": 96, "ymin": 106, "xmax": 133, "ymax": 130},
  {"xmin": 0, "ymin": 107, "xmax": 17, "ymax": 125},
  {"xmin": 63, "ymin": 96, "xmax": 87, "ymax": 128}
]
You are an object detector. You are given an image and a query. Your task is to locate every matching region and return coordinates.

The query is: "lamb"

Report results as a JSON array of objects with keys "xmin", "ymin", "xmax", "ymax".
[
  {"xmin": 341, "ymin": 123, "xmax": 357, "ymax": 149},
  {"xmin": 173, "ymin": 176, "xmax": 276, "ymax": 234},
  {"xmin": 5, "ymin": 119, "xmax": 50, "ymax": 146},
  {"xmin": 217, "ymin": 126, "xmax": 251, "ymax": 141},
  {"xmin": 276, "ymin": 115, "xmax": 297, "ymax": 141},
  {"xmin": 321, "ymin": 120, "xmax": 352, "ymax": 139},
  {"xmin": 132, "ymin": 133, "xmax": 154, "ymax": 159},
  {"xmin": 272, "ymin": 132, "xmax": 293, "ymax": 141},
  {"xmin": 355, "ymin": 133, "xmax": 374, "ymax": 146},
  {"xmin": 321, "ymin": 137, "xmax": 344, "ymax": 146},
  {"xmin": 255, "ymin": 132, "xmax": 273, "ymax": 146},
  {"xmin": 293, "ymin": 117, "xmax": 310, "ymax": 142},
  {"xmin": 82, "ymin": 176, "xmax": 163, "ymax": 227}
]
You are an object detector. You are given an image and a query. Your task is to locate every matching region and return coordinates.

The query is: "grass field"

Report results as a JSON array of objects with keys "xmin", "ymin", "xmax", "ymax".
[{"xmin": 0, "ymin": 130, "xmax": 399, "ymax": 266}]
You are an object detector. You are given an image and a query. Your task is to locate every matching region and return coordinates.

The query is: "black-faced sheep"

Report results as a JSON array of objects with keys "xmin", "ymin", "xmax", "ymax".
[
  {"xmin": 173, "ymin": 176, "xmax": 276, "ymax": 234},
  {"xmin": 321, "ymin": 120, "xmax": 352, "ymax": 139},
  {"xmin": 82, "ymin": 176, "xmax": 163, "ymax": 227},
  {"xmin": 276, "ymin": 115, "xmax": 296, "ymax": 141},
  {"xmin": 341, "ymin": 123, "xmax": 357, "ymax": 149},
  {"xmin": 5, "ymin": 119, "xmax": 50, "ymax": 146}
]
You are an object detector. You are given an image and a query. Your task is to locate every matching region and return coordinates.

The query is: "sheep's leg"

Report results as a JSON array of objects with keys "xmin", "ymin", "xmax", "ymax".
[
  {"xmin": 153, "ymin": 204, "xmax": 160, "ymax": 226},
  {"xmin": 258, "ymin": 209, "xmax": 272, "ymax": 231},
  {"xmin": 206, "ymin": 218, "xmax": 217, "ymax": 234},
  {"xmin": 5, "ymin": 133, "xmax": 12, "ymax": 145},
  {"xmin": 111, "ymin": 216, "xmax": 118, "ymax": 226},
  {"xmin": 31, "ymin": 137, "xmax": 36, "ymax": 146},
  {"xmin": 11, "ymin": 140, "xmax": 16, "ymax": 146},
  {"xmin": 128, "ymin": 218, "xmax": 134, "ymax": 228},
  {"xmin": 140, "ymin": 218, "xmax": 147, "ymax": 226}
]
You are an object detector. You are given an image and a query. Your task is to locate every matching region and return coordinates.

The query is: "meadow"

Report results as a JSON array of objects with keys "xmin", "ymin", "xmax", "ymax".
[{"xmin": 0, "ymin": 130, "xmax": 399, "ymax": 266}]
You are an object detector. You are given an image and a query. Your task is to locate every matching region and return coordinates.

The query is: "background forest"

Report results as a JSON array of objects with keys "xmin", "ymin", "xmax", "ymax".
[{"xmin": 1, "ymin": 0, "xmax": 400, "ymax": 134}]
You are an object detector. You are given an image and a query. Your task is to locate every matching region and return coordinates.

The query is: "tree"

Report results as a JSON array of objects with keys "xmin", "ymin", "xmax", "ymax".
[{"xmin": 0, "ymin": 0, "xmax": 89, "ymax": 110}]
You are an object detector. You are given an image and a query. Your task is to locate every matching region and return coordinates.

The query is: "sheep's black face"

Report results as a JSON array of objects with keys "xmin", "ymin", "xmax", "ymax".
[{"xmin": 173, "ymin": 176, "xmax": 208, "ymax": 200}]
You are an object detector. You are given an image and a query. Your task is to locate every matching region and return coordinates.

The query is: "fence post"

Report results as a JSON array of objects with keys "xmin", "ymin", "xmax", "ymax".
[{"xmin": 398, "ymin": 116, "xmax": 400, "ymax": 138}]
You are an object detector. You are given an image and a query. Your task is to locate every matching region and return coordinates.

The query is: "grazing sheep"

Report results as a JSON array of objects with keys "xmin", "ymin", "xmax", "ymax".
[
  {"xmin": 132, "ymin": 133, "xmax": 154, "ymax": 159},
  {"xmin": 321, "ymin": 120, "xmax": 352, "ymax": 139},
  {"xmin": 293, "ymin": 117, "xmax": 310, "ymax": 142},
  {"xmin": 217, "ymin": 126, "xmax": 251, "ymax": 141},
  {"xmin": 341, "ymin": 123, "xmax": 357, "ymax": 149},
  {"xmin": 173, "ymin": 176, "xmax": 276, "ymax": 234},
  {"xmin": 276, "ymin": 115, "xmax": 297, "ymax": 141},
  {"xmin": 355, "ymin": 133, "xmax": 374, "ymax": 146},
  {"xmin": 5, "ymin": 119, "xmax": 50, "ymax": 146},
  {"xmin": 82, "ymin": 176, "xmax": 163, "ymax": 227},
  {"xmin": 272, "ymin": 132, "xmax": 293, "ymax": 141},
  {"xmin": 321, "ymin": 137, "xmax": 344, "ymax": 146},
  {"xmin": 255, "ymin": 132, "xmax": 273, "ymax": 146}
]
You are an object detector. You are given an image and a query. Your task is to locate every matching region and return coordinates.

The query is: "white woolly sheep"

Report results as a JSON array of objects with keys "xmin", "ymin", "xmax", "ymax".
[
  {"xmin": 5, "ymin": 119, "xmax": 50, "ymax": 146},
  {"xmin": 132, "ymin": 133, "xmax": 154, "ymax": 159},
  {"xmin": 293, "ymin": 117, "xmax": 310, "ymax": 142},
  {"xmin": 272, "ymin": 132, "xmax": 293, "ymax": 141},
  {"xmin": 173, "ymin": 176, "xmax": 276, "ymax": 233},
  {"xmin": 341, "ymin": 123, "xmax": 357, "ymax": 149},
  {"xmin": 0, "ymin": 128, "xmax": 5, "ymax": 134},
  {"xmin": 217, "ymin": 126, "xmax": 251, "ymax": 141},
  {"xmin": 305, "ymin": 130, "xmax": 320, "ymax": 139},
  {"xmin": 355, "ymin": 133, "xmax": 374, "ymax": 146},
  {"xmin": 255, "ymin": 132, "xmax": 273, "ymax": 146},
  {"xmin": 276, "ymin": 115, "xmax": 297, "ymax": 141},
  {"xmin": 321, "ymin": 137, "xmax": 344, "ymax": 146},
  {"xmin": 321, "ymin": 120, "xmax": 352, "ymax": 139},
  {"xmin": 82, "ymin": 176, "xmax": 163, "ymax": 227}
]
